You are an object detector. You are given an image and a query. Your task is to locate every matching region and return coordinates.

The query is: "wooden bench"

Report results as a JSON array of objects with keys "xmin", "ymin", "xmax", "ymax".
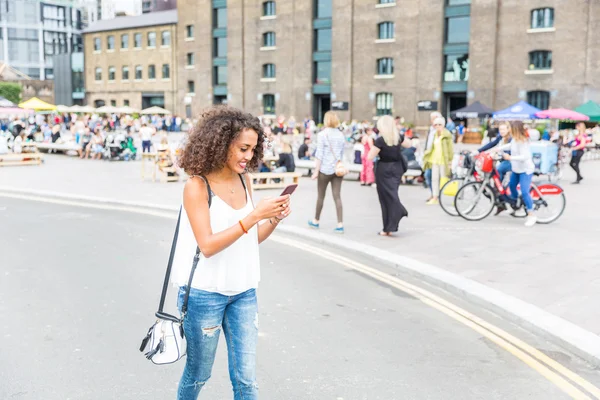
[
  {"xmin": 295, "ymin": 159, "xmax": 362, "ymax": 177},
  {"xmin": 250, "ymin": 172, "xmax": 301, "ymax": 190},
  {"xmin": 0, "ymin": 153, "xmax": 43, "ymax": 167},
  {"xmin": 36, "ymin": 142, "xmax": 82, "ymax": 155}
]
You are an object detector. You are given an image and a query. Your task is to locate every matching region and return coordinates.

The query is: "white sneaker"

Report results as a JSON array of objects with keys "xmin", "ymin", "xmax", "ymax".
[{"xmin": 525, "ymin": 215, "xmax": 537, "ymax": 227}]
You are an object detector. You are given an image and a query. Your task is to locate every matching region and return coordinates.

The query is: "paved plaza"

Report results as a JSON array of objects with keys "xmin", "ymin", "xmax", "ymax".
[{"xmin": 1, "ymin": 152, "xmax": 599, "ymax": 339}]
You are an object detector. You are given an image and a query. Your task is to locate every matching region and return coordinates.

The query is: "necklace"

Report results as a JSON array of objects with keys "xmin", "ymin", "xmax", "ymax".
[{"xmin": 208, "ymin": 177, "xmax": 235, "ymax": 194}]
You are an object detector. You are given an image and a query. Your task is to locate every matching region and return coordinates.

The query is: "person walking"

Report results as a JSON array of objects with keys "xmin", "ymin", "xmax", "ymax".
[
  {"xmin": 367, "ymin": 115, "xmax": 410, "ymax": 236},
  {"xmin": 173, "ymin": 106, "xmax": 291, "ymax": 400},
  {"xmin": 360, "ymin": 127, "xmax": 375, "ymax": 186},
  {"xmin": 308, "ymin": 111, "xmax": 345, "ymax": 233},
  {"xmin": 498, "ymin": 121, "xmax": 536, "ymax": 227},
  {"xmin": 423, "ymin": 111, "xmax": 443, "ymax": 201},
  {"xmin": 423, "ymin": 117, "xmax": 454, "ymax": 205},
  {"xmin": 570, "ymin": 122, "xmax": 587, "ymax": 184}
]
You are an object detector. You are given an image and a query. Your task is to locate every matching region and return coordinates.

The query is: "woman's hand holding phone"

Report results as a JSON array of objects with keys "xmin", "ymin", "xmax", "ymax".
[{"xmin": 252, "ymin": 195, "xmax": 290, "ymax": 221}]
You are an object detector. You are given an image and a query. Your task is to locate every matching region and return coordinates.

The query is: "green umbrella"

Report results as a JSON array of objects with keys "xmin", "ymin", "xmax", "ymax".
[{"xmin": 574, "ymin": 101, "xmax": 600, "ymax": 122}]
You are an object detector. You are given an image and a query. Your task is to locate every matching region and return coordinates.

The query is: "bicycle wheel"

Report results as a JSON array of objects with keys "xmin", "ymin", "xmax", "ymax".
[
  {"xmin": 531, "ymin": 183, "xmax": 566, "ymax": 224},
  {"xmin": 439, "ymin": 177, "xmax": 465, "ymax": 217},
  {"xmin": 455, "ymin": 181, "xmax": 496, "ymax": 221}
]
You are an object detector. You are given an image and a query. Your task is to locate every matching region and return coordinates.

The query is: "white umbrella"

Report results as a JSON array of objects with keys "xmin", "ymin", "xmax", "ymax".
[
  {"xmin": 140, "ymin": 106, "xmax": 171, "ymax": 115},
  {"xmin": 56, "ymin": 105, "xmax": 70, "ymax": 112},
  {"xmin": 95, "ymin": 105, "xmax": 120, "ymax": 114},
  {"xmin": 115, "ymin": 106, "xmax": 139, "ymax": 114}
]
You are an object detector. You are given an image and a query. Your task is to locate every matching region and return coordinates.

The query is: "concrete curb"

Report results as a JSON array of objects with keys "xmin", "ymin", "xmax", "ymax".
[{"xmin": 3, "ymin": 186, "xmax": 600, "ymax": 367}]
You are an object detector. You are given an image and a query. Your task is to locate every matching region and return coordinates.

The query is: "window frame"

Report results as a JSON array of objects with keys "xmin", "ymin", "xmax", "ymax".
[
  {"xmin": 108, "ymin": 66, "xmax": 116, "ymax": 81},
  {"xmin": 263, "ymin": 1, "xmax": 276, "ymax": 16},
  {"xmin": 528, "ymin": 50, "xmax": 552, "ymax": 70},
  {"xmin": 148, "ymin": 64, "xmax": 156, "ymax": 80},
  {"xmin": 263, "ymin": 31, "xmax": 276, "ymax": 47},
  {"xmin": 213, "ymin": 7, "xmax": 227, "ymax": 29},
  {"xmin": 187, "ymin": 80, "xmax": 195, "ymax": 94},
  {"xmin": 107, "ymin": 35, "xmax": 115, "ymax": 50},
  {"xmin": 120, "ymin": 34, "xmax": 129, "ymax": 49},
  {"xmin": 263, "ymin": 93, "xmax": 276, "ymax": 114},
  {"xmin": 378, "ymin": 22, "xmax": 395, "ymax": 40},
  {"xmin": 314, "ymin": 60, "xmax": 332, "ymax": 84},
  {"xmin": 213, "ymin": 37, "xmax": 227, "ymax": 57},
  {"xmin": 376, "ymin": 57, "xmax": 394, "ymax": 75},
  {"xmin": 135, "ymin": 65, "xmax": 143, "ymax": 80},
  {"xmin": 94, "ymin": 67, "xmax": 102, "ymax": 81},
  {"xmin": 314, "ymin": 28, "xmax": 332, "ymax": 51},
  {"xmin": 162, "ymin": 64, "xmax": 170, "ymax": 79},
  {"xmin": 134, "ymin": 33, "xmax": 142, "ymax": 48},
  {"xmin": 527, "ymin": 91, "xmax": 550, "ymax": 110},
  {"xmin": 93, "ymin": 37, "xmax": 101, "ymax": 51},
  {"xmin": 531, "ymin": 8, "xmax": 554, "ymax": 29},
  {"xmin": 161, "ymin": 30, "xmax": 171, "ymax": 47},
  {"xmin": 186, "ymin": 52, "xmax": 195, "ymax": 67},
  {"xmin": 376, "ymin": 92, "xmax": 394, "ymax": 116},
  {"xmin": 213, "ymin": 65, "xmax": 227, "ymax": 86},
  {"xmin": 263, "ymin": 63, "xmax": 276, "ymax": 78},
  {"xmin": 186, "ymin": 24, "xmax": 194, "ymax": 39},
  {"xmin": 122, "ymin": 66, "xmax": 129, "ymax": 80},
  {"xmin": 445, "ymin": 16, "xmax": 471, "ymax": 44},
  {"xmin": 147, "ymin": 31, "xmax": 156, "ymax": 47}
]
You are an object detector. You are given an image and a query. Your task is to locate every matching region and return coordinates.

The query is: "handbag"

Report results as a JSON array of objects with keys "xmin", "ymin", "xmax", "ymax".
[
  {"xmin": 139, "ymin": 178, "xmax": 212, "ymax": 365},
  {"xmin": 325, "ymin": 131, "xmax": 348, "ymax": 177}
]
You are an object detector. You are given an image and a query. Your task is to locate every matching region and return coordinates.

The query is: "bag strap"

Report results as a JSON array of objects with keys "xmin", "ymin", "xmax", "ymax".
[
  {"xmin": 156, "ymin": 176, "xmax": 212, "ymax": 319},
  {"xmin": 324, "ymin": 131, "xmax": 341, "ymax": 162}
]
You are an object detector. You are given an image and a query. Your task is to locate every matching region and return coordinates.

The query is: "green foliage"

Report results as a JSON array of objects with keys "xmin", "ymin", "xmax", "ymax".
[{"xmin": 0, "ymin": 82, "xmax": 21, "ymax": 104}]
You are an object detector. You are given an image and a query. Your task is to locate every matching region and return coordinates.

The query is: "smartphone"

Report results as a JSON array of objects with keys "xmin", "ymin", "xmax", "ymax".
[{"xmin": 280, "ymin": 184, "xmax": 298, "ymax": 196}]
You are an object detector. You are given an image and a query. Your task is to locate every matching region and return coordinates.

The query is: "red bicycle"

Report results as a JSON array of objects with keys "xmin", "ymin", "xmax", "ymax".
[{"xmin": 454, "ymin": 153, "xmax": 566, "ymax": 223}]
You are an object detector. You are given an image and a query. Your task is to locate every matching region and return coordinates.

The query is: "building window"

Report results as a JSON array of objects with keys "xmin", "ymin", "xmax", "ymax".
[
  {"xmin": 263, "ymin": 1, "xmax": 276, "ymax": 16},
  {"xmin": 379, "ymin": 0, "xmax": 395, "ymax": 3},
  {"xmin": 135, "ymin": 65, "xmax": 142, "ymax": 80},
  {"xmin": 444, "ymin": 54, "xmax": 469, "ymax": 81},
  {"xmin": 110, "ymin": 99, "xmax": 116, "ymax": 107},
  {"xmin": 122, "ymin": 66, "xmax": 129, "ymax": 80},
  {"xmin": 107, "ymin": 35, "xmax": 115, "ymax": 50},
  {"xmin": 187, "ymin": 80, "xmax": 195, "ymax": 94},
  {"xmin": 314, "ymin": 61, "xmax": 331, "ymax": 84},
  {"xmin": 94, "ymin": 100, "xmax": 105, "ymax": 107},
  {"xmin": 148, "ymin": 32, "xmax": 156, "ymax": 47},
  {"xmin": 95, "ymin": 67, "xmax": 102, "ymax": 81},
  {"xmin": 263, "ymin": 94, "xmax": 275, "ymax": 114},
  {"xmin": 148, "ymin": 64, "xmax": 156, "ymax": 79},
  {"xmin": 527, "ymin": 91, "xmax": 550, "ymax": 110},
  {"xmin": 161, "ymin": 31, "xmax": 171, "ymax": 46},
  {"xmin": 94, "ymin": 37, "xmax": 101, "ymax": 51},
  {"xmin": 263, "ymin": 63, "xmax": 276, "ymax": 78},
  {"xmin": 447, "ymin": 0, "xmax": 471, "ymax": 4},
  {"xmin": 446, "ymin": 16, "xmax": 471, "ymax": 44},
  {"xmin": 314, "ymin": 28, "xmax": 331, "ymax": 51},
  {"xmin": 214, "ymin": 37, "xmax": 227, "ymax": 57},
  {"xmin": 108, "ymin": 66, "xmax": 115, "ymax": 81},
  {"xmin": 263, "ymin": 32, "xmax": 276, "ymax": 47},
  {"xmin": 162, "ymin": 64, "xmax": 170, "ymax": 79},
  {"xmin": 376, "ymin": 58, "xmax": 394, "ymax": 75},
  {"xmin": 376, "ymin": 93, "xmax": 393, "ymax": 116},
  {"xmin": 378, "ymin": 22, "xmax": 395, "ymax": 39},
  {"xmin": 121, "ymin": 34, "xmax": 129, "ymax": 49},
  {"xmin": 214, "ymin": 66, "xmax": 227, "ymax": 85},
  {"xmin": 213, "ymin": 8, "xmax": 227, "ymax": 29},
  {"xmin": 315, "ymin": 0, "xmax": 332, "ymax": 18},
  {"xmin": 186, "ymin": 52, "xmax": 195, "ymax": 66},
  {"xmin": 529, "ymin": 50, "xmax": 552, "ymax": 70},
  {"xmin": 134, "ymin": 33, "xmax": 142, "ymax": 48},
  {"xmin": 186, "ymin": 25, "xmax": 194, "ymax": 39},
  {"xmin": 531, "ymin": 8, "xmax": 554, "ymax": 29},
  {"xmin": 124, "ymin": 100, "xmax": 130, "ymax": 106}
]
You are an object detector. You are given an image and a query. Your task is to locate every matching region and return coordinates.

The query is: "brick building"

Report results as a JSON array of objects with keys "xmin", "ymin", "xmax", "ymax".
[
  {"xmin": 175, "ymin": 0, "xmax": 600, "ymax": 126},
  {"xmin": 83, "ymin": 10, "xmax": 178, "ymax": 112}
]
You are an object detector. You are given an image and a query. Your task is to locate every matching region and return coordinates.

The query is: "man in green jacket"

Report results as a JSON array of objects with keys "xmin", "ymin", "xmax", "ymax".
[{"xmin": 423, "ymin": 117, "xmax": 454, "ymax": 205}]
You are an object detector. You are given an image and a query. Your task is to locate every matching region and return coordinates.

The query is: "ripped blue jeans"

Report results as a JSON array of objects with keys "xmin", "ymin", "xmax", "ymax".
[{"xmin": 177, "ymin": 287, "xmax": 258, "ymax": 400}]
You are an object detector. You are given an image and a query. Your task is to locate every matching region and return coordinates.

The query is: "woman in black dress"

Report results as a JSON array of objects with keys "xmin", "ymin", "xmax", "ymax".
[{"xmin": 367, "ymin": 115, "xmax": 411, "ymax": 236}]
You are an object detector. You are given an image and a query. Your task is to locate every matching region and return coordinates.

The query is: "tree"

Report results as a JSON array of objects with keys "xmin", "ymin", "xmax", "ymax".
[{"xmin": 0, "ymin": 82, "xmax": 22, "ymax": 104}]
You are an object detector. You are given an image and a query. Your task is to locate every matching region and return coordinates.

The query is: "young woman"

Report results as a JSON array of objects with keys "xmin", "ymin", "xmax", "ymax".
[
  {"xmin": 173, "ymin": 106, "xmax": 292, "ymax": 399},
  {"xmin": 360, "ymin": 127, "xmax": 376, "ymax": 186},
  {"xmin": 367, "ymin": 115, "xmax": 411, "ymax": 236},
  {"xmin": 477, "ymin": 121, "xmax": 512, "ymax": 183},
  {"xmin": 570, "ymin": 122, "xmax": 587, "ymax": 184},
  {"xmin": 498, "ymin": 121, "xmax": 537, "ymax": 227},
  {"xmin": 308, "ymin": 111, "xmax": 345, "ymax": 233},
  {"xmin": 422, "ymin": 117, "xmax": 454, "ymax": 205}
]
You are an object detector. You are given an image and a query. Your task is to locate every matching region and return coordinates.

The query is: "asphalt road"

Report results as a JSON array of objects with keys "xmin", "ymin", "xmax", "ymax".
[{"xmin": 1, "ymin": 197, "xmax": 597, "ymax": 399}]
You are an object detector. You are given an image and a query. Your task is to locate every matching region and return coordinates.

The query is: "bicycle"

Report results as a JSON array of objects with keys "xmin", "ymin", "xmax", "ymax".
[
  {"xmin": 454, "ymin": 153, "xmax": 566, "ymax": 224},
  {"xmin": 439, "ymin": 151, "xmax": 482, "ymax": 217}
]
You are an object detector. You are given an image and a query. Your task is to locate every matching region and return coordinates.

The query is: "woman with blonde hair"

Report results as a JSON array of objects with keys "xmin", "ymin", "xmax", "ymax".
[
  {"xmin": 308, "ymin": 111, "xmax": 346, "ymax": 233},
  {"xmin": 367, "ymin": 115, "xmax": 411, "ymax": 236},
  {"xmin": 422, "ymin": 116, "xmax": 454, "ymax": 205},
  {"xmin": 498, "ymin": 120, "xmax": 537, "ymax": 227}
]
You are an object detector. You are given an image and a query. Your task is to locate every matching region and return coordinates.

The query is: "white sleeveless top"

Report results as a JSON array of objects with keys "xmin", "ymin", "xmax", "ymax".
[{"xmin": 171, "ymin": 181, "xmax": 260, "ymax": 295}]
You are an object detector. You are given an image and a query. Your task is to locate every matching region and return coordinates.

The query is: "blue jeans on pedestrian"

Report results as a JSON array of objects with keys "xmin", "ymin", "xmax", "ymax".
[
  {"xmin": 177, "ymin": 287, "xmax": 258, "ymax": 400},
  {"xmin": 508, "ymin": 172, "xmax": 533, "ymax": 211},
  {"xmin": 424, "ymin": 168, "xmax": 432, "ymax": 192},
  {"xmin": 497, "ymin": 160, "xmax": 512, "ymax": 185}
]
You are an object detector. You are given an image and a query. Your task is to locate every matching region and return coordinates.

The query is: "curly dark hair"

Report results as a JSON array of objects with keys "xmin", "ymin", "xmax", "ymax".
[{"xmin": 178, "ymin": 106, "xmax": 265, "ymax": 176}]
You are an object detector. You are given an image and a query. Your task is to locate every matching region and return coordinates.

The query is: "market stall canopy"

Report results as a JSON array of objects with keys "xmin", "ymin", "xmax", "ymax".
[
  {"xmin": 0, "ymin": 96, "xmax": 17, "ymax": 107},
  {"xmin": 492, "ymin": 101, "xmax": 541, "ymax": 120},
  {"xmin": 535, "ymin": 108, "xmax": 590, "ymax": 121},
  {"xmin": 95, "ymin": 105, "xmax": 120, "ymax": 114},
  {"xmin": 574, "ymin": 101, "xmax": 600, "ymax": 122},
  {"xmin": 116, "ymin": 106, "xmax": 140, "ymax": 114},
  {"xmin": 450, "ymin": 101, "xmax": 494, "ymax": 119},
  {"xmin": 18, "ymin": 97, "xmax": 56, "ymax": 111},
  {"xmin": 56, "ymin": 104, "xmax": 70, "ymax": 112},
  {"xmin": 140, "ymin": 106, "xmax": 171, "ymax": 115},
  {"xmin": 0, "ymin": 107, "xmax": 34, "ymax": 117}
]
